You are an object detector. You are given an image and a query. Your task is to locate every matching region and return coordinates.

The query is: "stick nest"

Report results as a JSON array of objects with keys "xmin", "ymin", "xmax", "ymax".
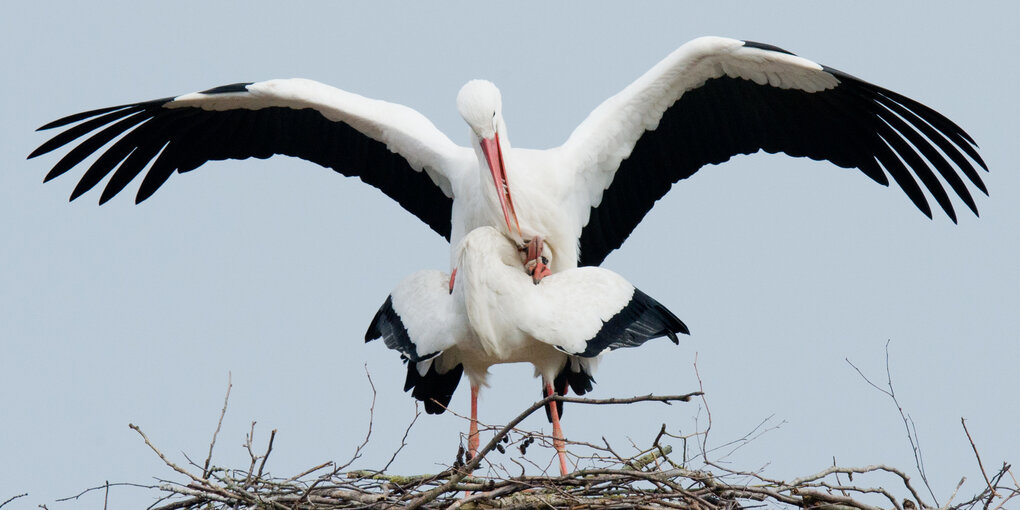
[{"xmin": 96, "ymin": 389, "xmax": 1016, "ymax": 510}]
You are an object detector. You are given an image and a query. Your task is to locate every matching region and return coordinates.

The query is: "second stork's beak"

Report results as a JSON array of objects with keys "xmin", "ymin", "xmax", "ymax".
[
  {"xmin": 525, "ymin": 236, "xmax": 552, "ymax": 284},
  {"xmin": 479, "ymin": 133, "xmax": 521, "ymax": 237}
]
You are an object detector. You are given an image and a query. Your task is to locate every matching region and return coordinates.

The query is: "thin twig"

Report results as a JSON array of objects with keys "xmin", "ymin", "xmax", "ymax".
[
  {"xmin": 257, "ymin": 428, "xmax": 277, "ymax": 482},
  {"xmin": 380, "ymin": 403, "xmax": 421, "ymax": 474},
  {"xmin": 0, "ymin": 494, "xmax": 27, "ymax": 510},
  {"xmin": 846, "ymin": 340, "xmax": 938, "ymax": 506},
  {"xmin": 961, "ymin": 417, "xmax": 997, "ymax": 500},
  {"xmin": 203, "ymin": 372, "xmax": 232, "ymax": 479},
  {"xmin": 129, "ymin": 423, "xmax": 210, "ymax": 486}
]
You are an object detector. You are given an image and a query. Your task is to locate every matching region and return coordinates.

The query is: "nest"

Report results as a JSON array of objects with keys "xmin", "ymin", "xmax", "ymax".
[{"xmin": 50, "ymin": 387, "xmax": 1011, "ymax": 510}]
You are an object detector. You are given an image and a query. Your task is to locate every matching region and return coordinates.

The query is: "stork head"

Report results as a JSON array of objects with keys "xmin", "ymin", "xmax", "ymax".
[{"xmin": 457, "ymin": 80, "xmax": 520, "ymax": 237}]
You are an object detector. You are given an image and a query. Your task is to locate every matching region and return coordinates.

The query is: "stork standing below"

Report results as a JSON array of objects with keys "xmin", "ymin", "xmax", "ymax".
[
  {"xmin": 30, "ymin": 37, "xmax": 987, "ymax": 280},
  {"xmin": 365, "ymin": 226, "xmax": 689, "ymax": 475}
]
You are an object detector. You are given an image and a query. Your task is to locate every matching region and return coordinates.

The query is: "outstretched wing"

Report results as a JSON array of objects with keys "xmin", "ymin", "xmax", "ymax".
[
  {"xmin": 29, "ymin": 79, "xmax": 474, "ymax": 239},
  {"xmin": 560, "ymin": 37, "xmax": 988, "ymax": 266},
  {"xmin": 523, "ymin": 267, "xmax": 689, "ymax": 357}
]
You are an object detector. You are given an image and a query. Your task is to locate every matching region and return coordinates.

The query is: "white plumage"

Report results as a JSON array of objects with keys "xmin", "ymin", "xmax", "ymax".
[{"xmin": 366, "ymin": 226, "xmax": 688, "ymax": 474}]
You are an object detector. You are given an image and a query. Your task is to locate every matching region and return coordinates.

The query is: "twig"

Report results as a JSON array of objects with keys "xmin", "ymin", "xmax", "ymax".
[
  {"xmin": 284, "ymin": 461, "xmax": 333, "ymax": 483},
  {"xmin": 693, "ymin": 353, "xmax": 712, "ymax": 464},
  {"xmin": 556, "ymin": 393, "xmax": 701, "ymax": 406},
  {"xmin": 257, "ymin": 428, "xmax": 277, "ymax": 481},
  {"xmin": 0, "ymin": 494, "xmax": 27, "ymax": 510},
  {"xmin": 961, "ymin": 417, "xmax": 997, "ymax": 501},
  {"xmin": 203, "ymin": 372, "xmax": 232, "ymax": 479},
  {"xmin": 56, "ymin": 482, "xmax": 156, "ymax": 502},
  {"xmin": 379, "ymin": 403, "xmax": 421, "ymax": 474},
  {"xmin": 129, "ymin": 423, "xmax": 210, "ymax": 486},
  {"xmin": 846, "ymin": 340, "xmax": 938, "ymax": 506},
  {"xmin": 336, "ymin": 365, "xmax": 377, "ymax": 473}
]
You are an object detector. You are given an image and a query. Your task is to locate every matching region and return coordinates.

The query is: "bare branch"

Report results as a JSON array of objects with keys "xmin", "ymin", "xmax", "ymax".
[
  {"xmin": 0, "ymin": 494, "xmax": 27, "ymax": 510},
  {"xmin": 379, "ymin": 402, "xmax": 421, "ymax": 474},
  {"xmin": 257, "ymin": 428, "xmax": 277, "ymax": 481},
  {"xmin": 847, "ymin": 340, "xmax": 938, "ymax": 506},
  {"xmin": 961, "ymin": 417, "xmax": 997, "ymax": 502},
  {"xmin": 129, "ymin": 423, "xmax": 210, "ymax": 486},
  {"xmin": 202, "ymin": 372, "xmax": 232, "ymax": 479}
]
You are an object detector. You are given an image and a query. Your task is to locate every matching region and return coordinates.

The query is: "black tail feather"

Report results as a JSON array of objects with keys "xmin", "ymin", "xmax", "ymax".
[
  {"xmin": 404, "ymin": 359, "xmax": 463, "ymax": 415},
  {"xmin": 544, "ymin": 359, "xmax": 596, "ymax": 422}
]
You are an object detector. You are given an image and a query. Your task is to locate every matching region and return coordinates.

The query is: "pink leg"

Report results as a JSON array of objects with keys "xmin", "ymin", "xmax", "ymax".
[
  {"xmin": 467, "ymin": 385, "xmax": 479, "ymax": 461},
  {"xmin": 545, "ymin": 382, "xmax": 569, "ymax": 475}
]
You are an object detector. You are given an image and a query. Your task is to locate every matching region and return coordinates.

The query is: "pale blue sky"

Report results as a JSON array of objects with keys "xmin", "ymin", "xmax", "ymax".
[{"xmin": 2, "ymin": 2, "xmax": 1017, "ymax": 508}]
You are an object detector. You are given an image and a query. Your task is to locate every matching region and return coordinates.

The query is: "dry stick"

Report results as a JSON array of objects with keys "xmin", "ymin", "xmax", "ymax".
[
  {"xmin": 284, "ymin": 461, "xmax": 333, "ymax": 483},
  {"xmin": 338, "ymin": 365, "xmax": 377, "ymax": 472},
  {"xmin": 203, "ymin": 372, "xmax": 232, "ymax": 479},
  {"xmin": 789, "ymin": 464, "xmax": 921, "ymax": 510},
  {"xmin": 404, "ymin": 392, "xmax": 700, "ymax": 510},
  {"xmin": 961, "ymin": 417, "xmax": 997, "ymax": 500},
  {"xmin": 55, "ymin": 482, "xmax": 157, "ymax": 502},
  {"xmin": 256, "ymin": 429, "xmax": 278, "ymax": 481},
  {"xmin": 129, "ymin": 424, "xmax": 211, "ymax": 486},
  {"xmin": 379, "ymin": 403, "xmax": 421, "ymax": 474},
  {"xmin": 289, "ymin": 366, "xmax": 380, "ymax": 510},
  {"xmin": 145, "ymin": 492, "xmax": 181, "ymax": 510},
  {"xmin": 242, "ymin": 422, "xmax": 258, "ymax": 488},
  {"xmin": 145, "ymin": 497, "xmax": 204, "ymax": 510},
  {"xmin": 846, "ymin": 340, "xmax": 938, "ymax": 507},
  {"xmin": 0, "ymin": 494, "xmax": 27, "ymax": 510},
  {"xmin": 693, "ymin": 354, "xmax": 713, "ymax": 464}
]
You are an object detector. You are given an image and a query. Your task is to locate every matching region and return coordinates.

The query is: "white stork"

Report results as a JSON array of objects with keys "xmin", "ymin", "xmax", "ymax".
[
  {"xmin": 365, "ymin": 226, "xmax": 689, "ymax": 475},
  {"xmin": 29, "ymin": 36, "xmax": 987, "ymax": 278}
]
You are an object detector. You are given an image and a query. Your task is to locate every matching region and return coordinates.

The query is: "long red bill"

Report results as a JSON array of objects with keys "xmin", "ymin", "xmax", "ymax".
[{"xmin": 479, "ymin": 133, "xmax": 521, "ymax": 236}]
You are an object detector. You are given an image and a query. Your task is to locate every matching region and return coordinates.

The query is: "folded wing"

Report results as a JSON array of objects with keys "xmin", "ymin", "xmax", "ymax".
[{"xmin": 520, "ymin": 267, "xmax": 689, "ymax": 357}]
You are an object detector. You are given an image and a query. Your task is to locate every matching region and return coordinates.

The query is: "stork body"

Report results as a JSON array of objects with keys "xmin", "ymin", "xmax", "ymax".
[
  {"xmin": 365, "ymin": 226, "xmax": 689, "ymax": 474},
  {"xmin": 30, "ymin": 37, "xmax": 988, "ymax": 274}
]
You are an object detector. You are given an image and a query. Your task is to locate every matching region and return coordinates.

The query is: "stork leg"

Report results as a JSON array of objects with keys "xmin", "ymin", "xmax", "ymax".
[
  {"xmin": 544, "ymin": 382, "xmax": 569, "ymax": 475},
  {"xmin": 467, "ymin": 384, "xmax": 480, "ymax": 461},
  {"xmin": 525, "ymin": 236, "xmax": 552, "ymax": 284}
]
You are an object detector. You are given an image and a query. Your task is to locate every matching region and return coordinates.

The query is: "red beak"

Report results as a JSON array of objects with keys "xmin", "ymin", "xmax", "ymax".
[{"xmin": 479, "ymin": 133, "xmax": 521, "ymax": 237}]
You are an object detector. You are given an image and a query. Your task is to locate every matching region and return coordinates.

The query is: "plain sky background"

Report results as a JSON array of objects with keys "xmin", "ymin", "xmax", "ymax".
[{"xmin": 2, "ymin": 2, "xmax": 1017, "ymax": 508}]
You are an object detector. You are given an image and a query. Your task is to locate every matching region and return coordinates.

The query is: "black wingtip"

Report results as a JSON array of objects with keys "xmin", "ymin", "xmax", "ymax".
[
  {"xmin": 576, "ymin": 288, "xmax": 689, "ymax": 358},
  {"xmin": 199, "ymin": 82, "xmax": 253, "ymax": 95},
  {"xmin": 742, "ymin": 40, "xmax": 797, "ymax": 56},
  {"xmin": 364, "ymin": 295, "xmax": 392, "ymax": 342}
]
